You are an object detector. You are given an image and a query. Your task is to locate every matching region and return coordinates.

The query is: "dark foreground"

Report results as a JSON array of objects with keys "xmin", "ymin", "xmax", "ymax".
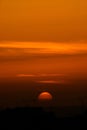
[{"xmin": 0, "ymin": 107, "xmax": 87, "ymax": 128}]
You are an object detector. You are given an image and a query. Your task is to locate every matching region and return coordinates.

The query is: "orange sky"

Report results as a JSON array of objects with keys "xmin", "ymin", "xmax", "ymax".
[
  {"xmin": 0, "ymin": 0, "xmax": 87, "ymax": 42},
  {"xmin": 0, "ymin": 1, "xmax": 87, "ymax": 110}
]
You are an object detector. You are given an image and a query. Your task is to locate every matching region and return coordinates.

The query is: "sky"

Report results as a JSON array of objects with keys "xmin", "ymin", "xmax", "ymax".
[
  {"xmin": 0, "ymin": 0, "xmax": 87, "ymax": 42},
  {"xmin": 0, "ymin": 1, "xmax": 87, "ymax": 109},
  {"xmin": 0, "ymin": 0, "xmax": 87, "ymax": 58}
]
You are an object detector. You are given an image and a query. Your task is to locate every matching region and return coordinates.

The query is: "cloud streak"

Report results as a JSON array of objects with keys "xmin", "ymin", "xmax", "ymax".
[
  {"xmin": 16, "ymin": 73, "xmax": 65, "ymax": 78},
  {"xmin": 36, "ymin": 80, "xmax": 65, "ymax": 84},
  {"xmin": 0, "ymin": 42, "xmax": 87, "ymax": 55}
]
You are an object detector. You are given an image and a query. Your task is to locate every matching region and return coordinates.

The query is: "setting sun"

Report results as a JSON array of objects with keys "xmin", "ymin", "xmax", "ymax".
[{"xmin": 38, "ymin": 92, "xmax": 53, "ymax": 101}]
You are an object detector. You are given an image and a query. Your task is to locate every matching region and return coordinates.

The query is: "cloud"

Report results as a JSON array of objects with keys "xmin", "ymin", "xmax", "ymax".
[
  {"xmin": 0, "ymin": 42, "xmax": 87, "ymax": 57},
  {"xmin": 16, "ymin": 73, "xmax": 65, "ymax": 78},
  {"xmin": 17, "ymin": 74, "xmax": 35, "ymax": 77},
  {"xmin": 36, "ymin": 80, "xmax": 66, "ymax": 84},
  {"xmin": 16, "ymin": 73, "xmax": 67, "ymax": 84}
]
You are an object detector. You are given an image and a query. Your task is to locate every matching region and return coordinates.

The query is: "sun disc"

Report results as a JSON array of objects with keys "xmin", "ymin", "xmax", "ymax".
[{"xmin": 38, "ymin": 92, "xmax": 53, "ymax": 101}]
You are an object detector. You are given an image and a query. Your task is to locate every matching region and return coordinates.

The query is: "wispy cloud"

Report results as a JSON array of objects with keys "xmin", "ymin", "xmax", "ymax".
[
  {"xmin": 0, "ymin": 41, "xmax": 87, "ymax": 56},
  {"xmin": 16, "ymin": 73, "xmax": 65, "ymax": 78},
  {"xmin": 16, "ymin": 74, "xmax": 67, "ymax": 84},
  {"xmin": 17, "ymin": 74, "xmax": 35, "ymax": 77},
  {"xmin": 36, "ymin": 80, "xmax": 66, "ymax": 84}
]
